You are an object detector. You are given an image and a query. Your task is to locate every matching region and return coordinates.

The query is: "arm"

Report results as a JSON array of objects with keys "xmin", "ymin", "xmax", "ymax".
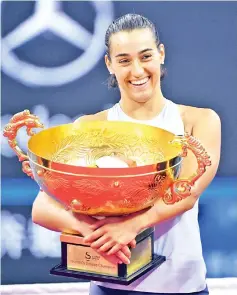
[
  {"xmin": 32, "ymin": 190, "xmax": 132, "ymax": 264},
  {"xmin": 84, "ymin": 109, "xmax": 221, "ymax": 254},
  {"xmin": 32, "ymin": 190, "xmax": 96, "ymax": 236},
  {"xmin": 137, "ymin": 108, "xmax": 221, "ymax": 230}
]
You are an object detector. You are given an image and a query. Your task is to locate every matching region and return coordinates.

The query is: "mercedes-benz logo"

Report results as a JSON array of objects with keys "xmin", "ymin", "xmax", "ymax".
[{"xmin": 1, "ymin": 0, "xmax": 114, "ymax": 86}]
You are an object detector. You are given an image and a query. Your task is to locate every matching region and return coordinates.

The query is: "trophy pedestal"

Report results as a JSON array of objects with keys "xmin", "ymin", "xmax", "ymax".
[{"xmin": 50, "ymin": 227, "xmax": 166, "ymax": 285}]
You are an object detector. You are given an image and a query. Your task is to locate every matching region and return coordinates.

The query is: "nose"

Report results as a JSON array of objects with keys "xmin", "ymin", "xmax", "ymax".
[{"xmin": 130, "ymin": 59, "xmax": 144, "ymax": 78}]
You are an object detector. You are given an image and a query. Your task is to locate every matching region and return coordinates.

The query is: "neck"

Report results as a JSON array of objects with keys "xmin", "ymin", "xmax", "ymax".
[{"xmin": 119, "ymin": 89, "xmax": 166, "ymax": 120}]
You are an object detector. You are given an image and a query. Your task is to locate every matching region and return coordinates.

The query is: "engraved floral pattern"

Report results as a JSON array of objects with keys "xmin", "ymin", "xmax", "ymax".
[{"xmin": 46, "ymin": 128, "xmax": 165, "ymax": 166}]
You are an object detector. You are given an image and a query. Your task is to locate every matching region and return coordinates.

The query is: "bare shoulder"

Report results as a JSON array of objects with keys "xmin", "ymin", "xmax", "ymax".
[
  {"xmin": 179, "ymin": 104, "xmax": 221, "ymax": 134},
  {"xmin": 74, "ymin": 110, "xmax": 108, "ymax": 123}
]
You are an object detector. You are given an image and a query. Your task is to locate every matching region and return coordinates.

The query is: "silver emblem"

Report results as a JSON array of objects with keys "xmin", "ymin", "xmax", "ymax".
[{"xmin": 1, "ymin": 0, "xmax": 113, "ymax": 86}]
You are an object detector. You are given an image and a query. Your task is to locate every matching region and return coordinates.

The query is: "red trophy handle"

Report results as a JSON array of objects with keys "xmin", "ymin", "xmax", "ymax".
[
  {"xmin": 3, "ymin": 110, "xmax": 44, "ymax": 179},
  {"xmin": 163, "ymin": 133, "xmax": 211, "ymax": 204}
]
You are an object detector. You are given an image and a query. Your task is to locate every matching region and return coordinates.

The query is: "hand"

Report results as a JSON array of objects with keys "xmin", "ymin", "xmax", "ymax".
[
  {"xmin": 97, "ymin": 243, "xmax": 136, "ymax": 265},
  {"xmin": 84, "ymin": 216, "xmax": 141, "ymax": 258},
  {"xmin": 97, "ymin": 239, "xmax": 136, "ymax": 265},
  {"xmin": 71, "ymin": 213, "xmax": 136, "ymax": 264}
]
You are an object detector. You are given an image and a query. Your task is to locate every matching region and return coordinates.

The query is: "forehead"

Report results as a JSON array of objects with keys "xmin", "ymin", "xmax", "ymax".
[{"xmin": 109, "ymin": 28, "xmax": 157, "ymax": 56}]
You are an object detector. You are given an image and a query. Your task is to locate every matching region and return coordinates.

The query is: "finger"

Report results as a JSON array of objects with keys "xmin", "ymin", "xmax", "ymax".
[
  {"xmin": 91, "ymin": 235, "xmax": 110, "ymax": 249},
  {"xmin": 89, "ymin": 219, "xmax": 107, "ymax": 230},
  {"xmin": 121, "ymin": 246, "xmax": 131, "ymax": 258},
  {"xmin": 98, "ymin": 240, "xmax": 115, "ymax": 253},
  {"xmin": 107, "ymin": 243, "xmax": 123, "ymax": 256},
  {"xmin": 116, "ymin": 250, "xmax": 130, "ymax": 265},
  {"xmin": 84, "ymin": 229, "xmax": 104, "ymax": 243},
  {"xmin": 129, "ymin": 239, "xmax": 136, "ymax": 249}
]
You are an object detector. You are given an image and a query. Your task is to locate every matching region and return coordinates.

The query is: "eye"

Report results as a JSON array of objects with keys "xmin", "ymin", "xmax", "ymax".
[
  {"xmin": 119, "ymin": 59, "xmax": 130, "ymax": 64},
  {"xmin": 142, "ymin": 54, "xmax": 152, "ymax": 60}
]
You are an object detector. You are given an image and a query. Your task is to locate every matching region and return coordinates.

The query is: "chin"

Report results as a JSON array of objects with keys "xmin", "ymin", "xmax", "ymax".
[
  {"xmin": 133, "ymin": 97, "xmax": 151, "ymax": 103},
  {"xmin": 131, "ymin": 91, "xmax": 153, "ymax": 103}
]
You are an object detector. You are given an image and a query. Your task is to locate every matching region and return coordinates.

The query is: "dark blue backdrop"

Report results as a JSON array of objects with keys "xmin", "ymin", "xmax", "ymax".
[{"xmin": 1, "ymin": 0, "xmax": 237, "ymax": 285}]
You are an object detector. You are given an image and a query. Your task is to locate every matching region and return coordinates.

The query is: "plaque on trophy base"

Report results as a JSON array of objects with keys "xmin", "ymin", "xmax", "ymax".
[{"xmin": 50, "ymin": 227, "xmax": 166, "ymax": 285}]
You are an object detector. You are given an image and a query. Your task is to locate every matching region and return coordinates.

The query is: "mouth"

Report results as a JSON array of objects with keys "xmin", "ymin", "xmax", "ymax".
[{"xmin": 129, "ymin": 76, "xmax": 150, "ymax": 87}]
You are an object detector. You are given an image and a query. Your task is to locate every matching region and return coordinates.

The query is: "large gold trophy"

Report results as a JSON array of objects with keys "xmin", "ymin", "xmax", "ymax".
[{"xmin": 3, "ymin": 110, "xmax": 211, "ymax": 285}]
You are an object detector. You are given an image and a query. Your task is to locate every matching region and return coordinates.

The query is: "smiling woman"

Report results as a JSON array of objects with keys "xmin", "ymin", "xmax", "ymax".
[
  {"xmin": 31, "ymin": 13, "xmax": 221, "ymax": 295},
  {"xmin": 105, "ymin": 14, "xmax": 166, "ymax": 90},
  {"xmin": 105, "ymin": 15, "xmax": 166, "ymax": 112}
]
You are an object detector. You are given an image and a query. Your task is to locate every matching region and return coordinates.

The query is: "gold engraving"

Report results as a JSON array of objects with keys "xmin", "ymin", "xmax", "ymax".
[
  {"xmin": 67, "ymin": 244, "xmax": 118, "ymax": 276},
  {"xmin": 43, "ymin": 170, "xmax": 70, "ymax": 190},
  {"xmin": 69, "ymin": 175, "xmax": 170, "ymax": 215},
  {"xmin": 72, "ymin": 179, "xmax": 107, "ymax": 195},
  {"xmin": 48, "ymin": 129, "xmax": 166, "ymax": 167}
]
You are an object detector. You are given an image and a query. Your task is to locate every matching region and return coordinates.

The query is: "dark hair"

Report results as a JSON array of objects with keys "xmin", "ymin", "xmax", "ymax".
[{"xmin": 105, "ymin": 13, "xmax": 166, "ymax": 88}]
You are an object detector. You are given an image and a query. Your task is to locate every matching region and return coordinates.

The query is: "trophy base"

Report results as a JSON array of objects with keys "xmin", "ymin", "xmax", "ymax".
[
  {"xmin": 50, "ymin": 253, "xmax": 165, "ymax": 285},
  {"xmin": 50, "ymin": 227, "xmax": 166, "ymax": 285}
]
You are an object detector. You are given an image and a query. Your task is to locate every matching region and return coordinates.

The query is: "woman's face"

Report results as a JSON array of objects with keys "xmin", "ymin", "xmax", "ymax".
[{"xmin": 105, "ymin": 28, "xmax": 165, "ymax": 103}]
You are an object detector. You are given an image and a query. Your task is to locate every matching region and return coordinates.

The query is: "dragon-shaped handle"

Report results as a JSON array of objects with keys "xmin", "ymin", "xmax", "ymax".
[
  {"xmin": 163, "ymin": 133, "xmax": 211, "ymax": 204},
  {"xmin": 3, "ymin": 110, "xmax": 44, "ymax": 179}
]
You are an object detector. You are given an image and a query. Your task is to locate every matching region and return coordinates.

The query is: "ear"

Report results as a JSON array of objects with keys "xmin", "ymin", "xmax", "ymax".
[
  {"xmin": 158, "ymin": 43, "xmax": 165, "ymax": 65},
  {"xmin": 105, "ymin": 55, "xmax": 114, "ymax": 74}
]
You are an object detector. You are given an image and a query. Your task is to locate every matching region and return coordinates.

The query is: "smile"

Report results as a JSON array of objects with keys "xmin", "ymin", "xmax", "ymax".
[{"xmin": 129, "ymin": 77, "xmax": 150, "ymax": 86}]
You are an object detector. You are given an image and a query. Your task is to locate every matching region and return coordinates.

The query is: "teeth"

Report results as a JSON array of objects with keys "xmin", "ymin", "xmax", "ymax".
[{"xmin": 130, "ymin": 77, "xmax": 149, "ymax": 85}]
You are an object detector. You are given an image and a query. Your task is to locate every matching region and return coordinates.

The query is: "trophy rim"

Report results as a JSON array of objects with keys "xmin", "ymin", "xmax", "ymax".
[
  {"xmin": 29, "ymin": 156, "xmax": 183, "ymax": 178},
  {"xmin": 27, "ymin": 120, "xmax": 183, "ymax": 176}
]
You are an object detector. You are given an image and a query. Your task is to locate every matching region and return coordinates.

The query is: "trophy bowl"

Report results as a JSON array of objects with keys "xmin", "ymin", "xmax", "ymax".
[{"xmin": 3, "ymin": 110, "xmax": 211, "ymax": 216}]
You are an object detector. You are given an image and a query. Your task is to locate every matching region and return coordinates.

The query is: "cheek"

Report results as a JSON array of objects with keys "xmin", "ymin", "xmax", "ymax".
[
  {"xmin": 115, "ymin": 68, "xmax": 129, "ymax": 83},
  {"xmin": 147, "ymin": 62, "xmax": 161, "ymax": 76}
]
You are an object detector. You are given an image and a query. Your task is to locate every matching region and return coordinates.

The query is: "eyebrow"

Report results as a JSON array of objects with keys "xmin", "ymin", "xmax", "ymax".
[{"xmin": 115, "ymin": 48, "xmax": 153, "ymax": 58}]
